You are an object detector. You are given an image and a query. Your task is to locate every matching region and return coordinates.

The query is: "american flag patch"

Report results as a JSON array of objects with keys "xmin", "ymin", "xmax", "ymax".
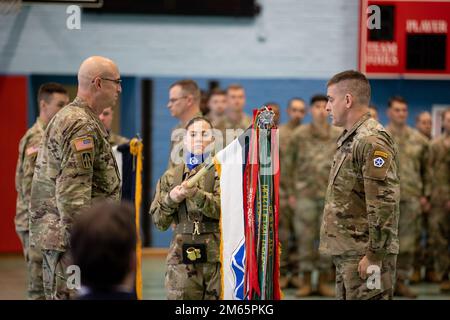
[
  {"xmin": 26, "ymin": 145, "xmax": 39, "ymax": 156},
  {"xmin": 72, "ymin": 136, "xmax": 94, "ymax": 151}
]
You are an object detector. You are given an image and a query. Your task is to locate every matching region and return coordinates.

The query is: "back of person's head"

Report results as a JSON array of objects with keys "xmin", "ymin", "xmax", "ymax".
[
  {"xmin": 37, "ymin": 82, "xmax": 68, "ymax": 104},
  {"xmin": 71, "ymin": 201, "xmax": 136, "ymax": 292}
]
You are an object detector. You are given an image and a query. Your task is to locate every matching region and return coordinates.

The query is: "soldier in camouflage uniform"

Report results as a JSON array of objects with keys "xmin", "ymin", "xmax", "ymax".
[
  {"xmin": 167, "ymin": 80, "xmax": 203, "ymax": 169},
  {"xmin": 386, "ymin": 96, "xmax": 430, "ymax": 298},
  {"xmin": 320, "ymin": 70, "xmax": 400, "ymax": 300},
  {"xmin": 278, "ymin": 97, "xmax": 306, "ymax": 289},
  {"xmin": 99, "ymin": 106, "xmax": 130, "ymax": 146},
  {"xmin": 150, "ymin": 117, "xmax": 221, "ymax": 300},
  {"xmin": 285, "ymin": 95, "xmax": 341, "ymax": 297},
  {"xmin": 29, "ymin": 56, "xmax": 122, "ymax": 300},
  {"xmin": 223, "ymin": 84, "xmax": 252, "ymax": 145},
  {"xmin": 15, "ymin": 83, "xmax": 69, "ymax": 299},
  {"xmin": 428, "ymin": 108, "xmax": 450, "ymax": 293},
  {"xmin": 413, "ymin": 111, "xmax": 437, "ymax": 283}
]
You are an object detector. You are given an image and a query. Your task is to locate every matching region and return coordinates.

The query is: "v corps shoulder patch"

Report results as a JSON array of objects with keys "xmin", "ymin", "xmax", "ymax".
[{"xmin": 365, "ymin": 148, "xmax": 392, "ymax": 180}]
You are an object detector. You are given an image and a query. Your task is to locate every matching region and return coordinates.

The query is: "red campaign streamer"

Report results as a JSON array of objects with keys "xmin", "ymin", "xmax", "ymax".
[
  {"xmin": 243, "ymin": 109, "xmax": 261, "ymax": 299},
  {"xmin": 271, "ymin": 127, "xmax": 281, "ymax": 300}
]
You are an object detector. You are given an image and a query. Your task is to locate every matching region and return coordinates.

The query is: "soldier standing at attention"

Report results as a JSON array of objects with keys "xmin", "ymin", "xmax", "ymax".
[
  {"xmin": 15, "ymin": 83, "xmax": 69, "ymax": 299},
  {"xmin": 29, "ymin": 56, "xmax": 122, "ymax": 300},
  {"xmin": 167, "ymin": 79, "xmax": 203, "ymax": 169},
  {"xmin": 150, "ymin": 117, "xmax": 221, "ymax": 300},
  {"xmin": 285, "ymin": 94, "xmax": 341, "ymax": 297},
  {"xmin": 99, "ymin": 106, "xmax": 130, "ymax": 146},
  {"xmin": 223, "ymin": 84, "xmax": 252, "ymax": 144},
  {"xmin": 428, "ymin": 108, "xmax": 450, "ymax": 293},
  {"xmin": 320, "ymin": 70, "xmax": 400, "ymax": 300},
  {"xmin": 278, "ymin": 97, "xmax": 306, "ymax": 289},
  {"xmin": 415, "ymin": 111, "xmax": 432, "ymax": 140},
  {"xmin": 412, "ymin": 111, "xmax": 436, "ymax": 283},
  {"xmin": 205, "ymin": 88, "xmax": 227, "ymax": 131},
  {"xmin": 386, "ymin": 96, "xmax": 430, "ymax": 298}
]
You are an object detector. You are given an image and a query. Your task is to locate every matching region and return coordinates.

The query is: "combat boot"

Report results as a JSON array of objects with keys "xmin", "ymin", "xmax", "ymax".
[
  {"xmin": 295, "ymin": 272, "xmax": 312, "ymax": 297},
  {"xmin": 395, "ymin": 281, "xmax": 418, "ymax": 298},
  {"xmin": 410, "ymin": 268, "xmax": 421, "ymax": 283},
  {"xmin": 289, "ymin": 275, "xmax": 302, "ymax": 289},
  {"xmin": 279, "ymin": 275, "xmax": 289, "ymax": 289},
  {"xmin": 317, "ymin": 273, "xmax": 335, "ymax": 297},
  {"xmin": 424, "ymin": 269, "xmax": 440, "ymax": 283},
  {"xmin": 440, "ymin": 280, "xmax": 450, "ymax": 293}
]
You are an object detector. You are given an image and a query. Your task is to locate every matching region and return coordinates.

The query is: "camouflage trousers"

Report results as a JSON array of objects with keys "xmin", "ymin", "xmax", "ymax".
[
  {"xmin": 279, "ymin": 204, "xmax": 299, "ymax": 277},
  {"xmin": 17, "ymin": 231, "xmax": 45, "ymax": 299},
  {"xmin": 42, "ymin": 250, "xmax": 77, "ymax": 300},
  {"xmin": 397, "ymin": 199, "xmax": 421, "ymax": 280},
  {"xmin": 428, "ymin": 201, "xmax": 450, "ymax": 279},
  {"xmin": 165, "ymin": 263, "xmax": 221, "ymax": 300},
  {"xmin": 333, "ymin": 254, "xmax": 397, "ymax": 300},
  {"xmin": 293, "ymin": 198, "xmax": 332, "ymax": 273}
]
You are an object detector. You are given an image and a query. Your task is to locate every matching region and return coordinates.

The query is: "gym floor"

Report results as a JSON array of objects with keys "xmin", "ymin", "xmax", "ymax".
[{"xmin": 0, "ymin": 253, "xmax": 448, "ymax": 300}]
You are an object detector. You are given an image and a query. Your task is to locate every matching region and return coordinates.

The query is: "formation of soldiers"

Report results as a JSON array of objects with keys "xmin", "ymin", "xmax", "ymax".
[{"xmin": 13, "ymin": 60, "xmax": 450, "ymax": 300}]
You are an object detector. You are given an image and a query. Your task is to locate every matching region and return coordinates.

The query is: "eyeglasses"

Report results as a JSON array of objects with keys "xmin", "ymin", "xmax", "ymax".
[
  {"xmin": 168, "ymin": 96, "xmax": 188, "ymax": 104},
  {"xmin": 92, "ymin": 77, "xmax": 122, "ymax": 85}
]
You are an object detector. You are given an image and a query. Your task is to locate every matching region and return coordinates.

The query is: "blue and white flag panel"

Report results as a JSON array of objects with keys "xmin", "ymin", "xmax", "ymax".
[{"xmin": 215, "ymin": 138, "xmax": 246, "ymax": 300}]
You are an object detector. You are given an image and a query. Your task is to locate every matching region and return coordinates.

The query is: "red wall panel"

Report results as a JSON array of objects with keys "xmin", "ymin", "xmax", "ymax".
[{"xmin": 0, "ymin": 76, "xmax": 28, "ymax": 253}]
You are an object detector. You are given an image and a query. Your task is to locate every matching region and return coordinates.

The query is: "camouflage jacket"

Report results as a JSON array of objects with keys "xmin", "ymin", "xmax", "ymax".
[
  {"xmin": 386, "ymin": 125, "xmax": 430, "ymax": 200},
  {"xmin": 285, "ymin": 122, "xmax": 342, "ymax": 199},
  {"xmin": 29, "ymin": 97, "xmax": 121, "ymax": 251},
  {"xmin": 15, "ymin": 118, "xmax": 45, "ymax": 232},
  {"xmin": 428, "ymin": 133, "xmax": 450, "ymax": 205},
  {"xmin": 320, "ymin": 113, "xmax": 400, "ymax": 260},
  {"xmin": 278, "ymin": 121, "xmax": 301, "ymax": 203},
  {"xmin": 223, "ymin": 113, "xmax": 252, "ymax": 146},
  {"xmin": 109, "ymin": 132, "xmax": 129, "ymax": 147},
  {"xmin": 150, "ymin": 163, "xmax": 221, "ymax": 264}
]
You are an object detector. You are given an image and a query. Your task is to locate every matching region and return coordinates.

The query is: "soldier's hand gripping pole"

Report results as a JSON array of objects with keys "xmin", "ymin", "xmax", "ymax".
[{"xmin": 185, "ymin": 161, "xmax": 215, "ymax": 188}]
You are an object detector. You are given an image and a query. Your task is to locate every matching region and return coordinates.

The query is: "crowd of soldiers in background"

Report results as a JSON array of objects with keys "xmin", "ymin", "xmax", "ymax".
[
  {"xmin": 165, "ymin": 80, "xmax": 449, "ymax": 298},
  {"xmin": 15, "ymin": 72, "xmax": 449, "ymax": 299}
]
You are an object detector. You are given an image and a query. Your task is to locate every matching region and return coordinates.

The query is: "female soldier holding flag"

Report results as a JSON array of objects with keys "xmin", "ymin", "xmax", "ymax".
[{"xmin": 150, "ymin": 117, "xmax": 221, "ymax": 300}]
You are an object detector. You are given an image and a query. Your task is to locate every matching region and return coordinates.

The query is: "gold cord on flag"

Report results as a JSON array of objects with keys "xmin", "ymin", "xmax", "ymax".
[{"xmin": 130, "ymin": 138, "xmax": 143, "ymax": 300}]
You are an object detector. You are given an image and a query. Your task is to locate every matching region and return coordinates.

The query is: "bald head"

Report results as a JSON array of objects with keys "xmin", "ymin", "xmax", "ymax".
[
  {"xmin": 77, "ymin": 56, "xmax": 121, "ymax": 115},
  {"xmin": 78, "ymin": 56, "xmax": 117, "ymax": 87}
]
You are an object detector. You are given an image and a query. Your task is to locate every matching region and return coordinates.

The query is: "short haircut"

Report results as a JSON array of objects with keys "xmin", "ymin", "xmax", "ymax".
[
  {"xmin": 415, "ymin": 111, "xmax": 431, "ymax": 123},
  {"xmin": 170, "ymin": 79, "xmax": 201, "ymax": 102},
  {"xmin": 265, "ymin": 101, "xmax": 280, "ymax": 109},
  {"xmin": 185, "ymin": 116, "xmax": 213, "ymax": 130},
  {"xmin": 208, "ymin": 88, "xmax": 226, "ymax": 99},
  {"xmin": 388, "ymin": 95, "xmax": 407, "ymax": 108},
  {"xmin": 288, "ymin": 97, "xmax": 305, "ymax": 108},
  {"xmin": 37, "ymin": 82, "xmax": 68, "ymax": 103},
  {"xmin": 226, "ymin": 83, "xmax": 244, "ymax": 93},
  {"xmin": 327, "ymin": 70, "xmax": 371, "ymax": 106},
  {"xmin": 70, "ymin": 201, "xmax": 136, "ymax": 291},
  {"xmin": 310, "ymin": 94, "xmax": 328, "ymax": 105}
]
